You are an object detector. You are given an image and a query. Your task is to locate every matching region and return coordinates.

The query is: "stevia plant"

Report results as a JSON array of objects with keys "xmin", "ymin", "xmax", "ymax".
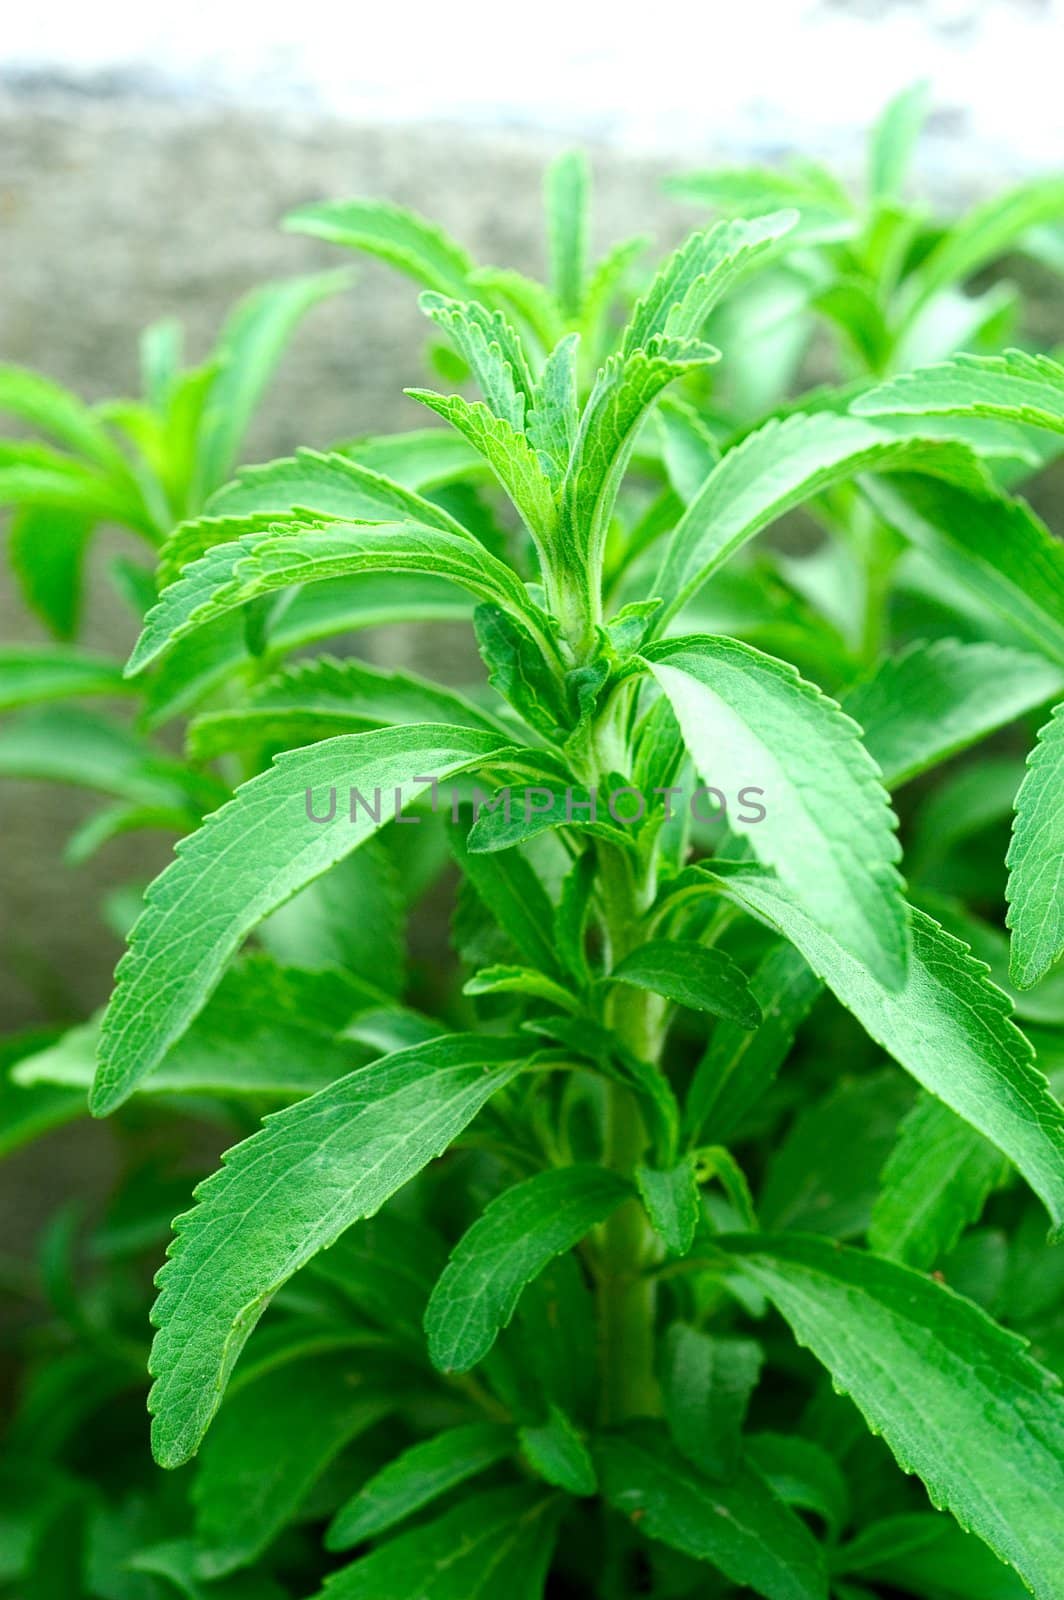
[{"xmin": 3, "ymin": 110, "xmax": 1064, "ymax": 1600}]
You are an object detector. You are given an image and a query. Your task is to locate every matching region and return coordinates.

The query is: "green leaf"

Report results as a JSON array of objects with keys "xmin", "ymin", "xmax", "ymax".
[
  {"xmin": 661, "ymin": 1323, "xmax": 763, "ymax": 1478},
  {"xmin": 200, "ymin": 444, "xmax": 471, "ymax": 536},
  {"xmin": 449, "ymin": 819, "xmax": 562, "ymax": 978},
  {"xmin": 869, "ymin": 1095, "xmax": 1009, "ymax": 1270},
  {"xmin": 684, "ymin": 940, "xmax": 822, "ymax": 1143},
  {"xmin": 147, "ymin": 1032, "xmax": 529, "ymax": 1466},
  {"xmin": 844, "ymin": 638, "xmax": 1064, "ymax": 788},
  {"xmin": 646, "ymin": 636, "xmax": 909, "ymax": 990},
  {"xmin": 8, "ymin": 504, "xmax": 96, "ymax": 639},
  {"xmin": 0, "ymin": 706, "xmax": 218, "ymax": 813},
  {"xmin": 561, "ymin": 339, "xmax": 720, "ymax": 574},
  {"xmin": 259, "ymin": 841, "xmax": 405, "ymax": 996},
  {"xmin": 709, "ymin": 867, "xmax": 1064, "ymax": 1239},
  {"xmin": 865, "ymin": 476, "xmax": 1064, "ymax": 668},
  {"xmin": 17, "ymin": 958, "xmax": 372, "ymax": 1102},
  {"xmin": 746, "ymin": 1434, "xmax": 848, "ymax": 1542},
  {"xmin": 192, "ymin": 1349, "xmax": 394, "ymax": 1576},
  {"xmin": 636, "ymin": 1158, "xmax": 701, "ymax": 1256},
  {"xmin": 722, "ymin": 1233, "xmax": 1064, "ymax": 1600},
  {"xmin": 284, "ymin": 197, "xmax": 475, "ymax": 297},
  {"xmin": 527, "ymin": 333, "xmax": 580, "ymax": 480},
  {"xmin": 342, "ymin": 428, "xmax": 483, "ymax": 491},
  {"xmin": 187, "ymin": 653, "xmax": 505, "ymax": 760},
  {"xmin": 0, "ymin": 363, "xmax": 126, "ymax": 471},
  {"xmin": 0, "ymin": 440, "xmax": 144, "ymax": 525},
  {"xmin": 867, "ymin": 81, "xmax": 929, "ymax": 202},
  {"xmin": 759, "ymin": 1071, "xmax": 913, "ymax": 1240},
  {"xmin": 128, "ymin": 521, "xmax": 536, "ymax": 676},
  {"xmin": 316, "ymin": 1486, "xmax": 562, "ymax": 1600},
  {"xmin": 326, "ymin": 1423, "xmax": 513, "ymax": 1549},
  {"xmin": 0, "ymin": 647, "xmax": 131, "ymax": 711},
  {"xmin": 546, "ymin": 151, "xmax": 590, "ymax": 318},
  {"xmin": 92, "ymin": 725, "xmax": 508, "ymax": 1114},
  {"xmin": 651, "ymin": 412, "xmax": 990, "ymax": 622},
  {"xmin": 654, "ymin": 395, "xmax": 720, "ymax": 502},
  {"xmin": 595, "ymin": 1426, "xmax": 828, "ymax": 1600},
  {"xmin": 407, "ymin": 388, "xmax": 559, "ymax": 559},
  {"xmin": 0, "ymin": 1033, "xmax": 86, "ymax": 1157},
  {"xmin": 855, "ymin": 350, "xmax": 1064, "ymax": 436},
  {"xmin": 191, "ymin": 271, "xmax": 350, "ymax": 504},
  {"xmin": 609, "ymin": 939, "xmax": 762, "ymax": 1028},
  {"xmin": 833, "ymin": 1512, "xmax": 1030, "ymax": 1600},
  {"xmin": 1007, "ymin": 705, "xmax": 1064, "ymax": 990},
  {"xmin": 420, "ymin": 294, "xmax": 535, "ymax": 429},
  {"xmin": 900, "ymin": 175, "xmax": 1064, "ymax": 319},
  {"xmin": 665, "ymin": 164, "xmax": 851, "ymax": 220},
  {"xmin": 424, "ymin": 1165, "xmax": 631, "ymax": 1373},
  {"xmin": 519, "ymin": 1403, "xmax": 596, "ymax": 1495},
  {"xmin": 464, "ymin": 964, "xmax": 579, "ymax": 1011},
  {"xmin": 622, "ymin": 212, "xmax": 798, "ymax": 357}
]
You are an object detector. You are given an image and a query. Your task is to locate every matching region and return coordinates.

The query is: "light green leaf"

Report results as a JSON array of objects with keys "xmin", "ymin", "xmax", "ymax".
[
  {"xmin": 0, "ymin": 647, "xmax": 131, "ymax": 711},
  {"xmin": 0, "ymin": 1033, "xmax": 86, "ymax": 1157},
  {"xmin": 651, "ymin": 412, "xmax": 990, "ymax": 622},
  {"xmin": 561, "ymin": 339, "xmax": 719, "ymax": 572},
  {"xmin": 636, "ymin": 1158, "xmax": 701, "ymax": 1256},
  {"xmin": 546, "ymin": 150, "xmax": 590, "ymax": 318},
  {"xmin": 192, "ymin": 1350, "xmax": 394, "ymax": 1576},
  {"xmin": 844, "ymin": 638, "xmax": 1064, "ymax": 788},
  {"xmin": 622, "ymin": 212, "xmax": 798, "ymax": 357},
  {"xmin": 284, "ymin": 197, "xmax": 475, "ymax": 297},
  {"xmin": 8, "ymin": 503, "xmax": 96, "ymax": 639},
  {"xmin": 147, "ymin": 1031, "xmax": 529, "ymax": 1466},
  {"xmin": 595, "ymin": 1426, "xmax": 828, "ymax": 1600},
  {"xmin": 342, "ymin": 428, "xmax": 484, "ymax": 491},
  {"xmin": 187, "ymin": 653, "xmax": 505, "ymax": 760},
  {"xmin": 519, "ymin": 1403, "xmax": 596, "ymax": 1495},
  {"xmin": 665, "ymin": 165, "xmax": 851, "ymax": 220},
  {"xmin": 0, "ymin": 705, "xmax": 220, "ymax": 813},
  {"xmin": 722, "ymin": 1233, "xmax": 1064, "ymax": 1600},
  {"xmin": 609, "ymin": 939, "xmax": 762, "ymax": 1028},
  {"xmin": 0, "ymin": 440, "xmax": 145, "ymax": 526},
  {"xmin": 420, "ymin": 293, "xmax": 535, "ymax": 429},
  {"xmin": 0, "ymin": 363, "xmax": 126, "ymax": 470},
  {"xmin": 127, "ymin": 521, "xmax": 537, "ymax": 676},
  {"xmin": 869, "ymin": 1095, "xmax": 1009, "ymax": 1270},
  {"xmin": 661, "ymin": 1323, "xmax": 763, "ymax": 1478},
  {"xmin": 867, "ymin": 82, "xmax": 929, "ymax": 202},
  {"xmin": 316, "ymin": 1487, "xmax": 562, "ymax": 1600},
  {"xmin": 202, "ymin": 444, "xmax": 471, "ymax": 534},
  {"xmin": 406, "ymin": 389, "xmax": 558, "ymax": 557},
  {"xmin": 865, "ymin": 476, "xmax": 1064, "ymax": 667},
  {"xmin": 855, "ymin": 350, "xmax": 1064, "ymax": 436},
  {"xmin": 900, "ymin": 175, "xmax": 1064, "ymax": 319},
  {"xmin": 326, "ymin": 1423, "xmax": 513, "ymax": 1549},
  {"xmin": 424, "ymin": 1165, "xmax": 631, "ymax": 1373},
  {"xmin": 1007, "ymin": 704, "xmax": 1064, "ymax": 989},
  {"xmin": 527, "ymin": 333, "xmax": 580, "ymax": 479},
  {"xmin": 92, "ymin": 724, "xmax": 509, "ymax": 1114},
  {"xmin": 709, "ymin": 866, "xmax": 1064, "ymax": 1239},
  {"xmin": 646, "ymin": 636, "xmax": 909, "ymax": 990},
  {"xmin": 16, "ymin": 958, "xmax": 372, "ymax": 1102},
  {"xmin": 259, "ymin": 840, "xmax": 405, "ymax": 995},
  {"xmin": 463, "ymin": 964, "xmax": 579, "ymax": 1012},
  {"xmin": 191, "ymin": 271, "xmax": 351, "ymax": 504}
]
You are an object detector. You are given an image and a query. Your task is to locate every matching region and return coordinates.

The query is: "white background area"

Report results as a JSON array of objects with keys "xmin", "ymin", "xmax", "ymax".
[{"xmin": 2, "ymin": 0, "xmax": 1063, "ymax": 168}]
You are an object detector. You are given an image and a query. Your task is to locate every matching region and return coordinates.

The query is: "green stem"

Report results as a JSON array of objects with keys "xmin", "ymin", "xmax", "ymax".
[{"xmin": 595, "ymin": 841, "xmax": 665, "ymax": 1424}]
